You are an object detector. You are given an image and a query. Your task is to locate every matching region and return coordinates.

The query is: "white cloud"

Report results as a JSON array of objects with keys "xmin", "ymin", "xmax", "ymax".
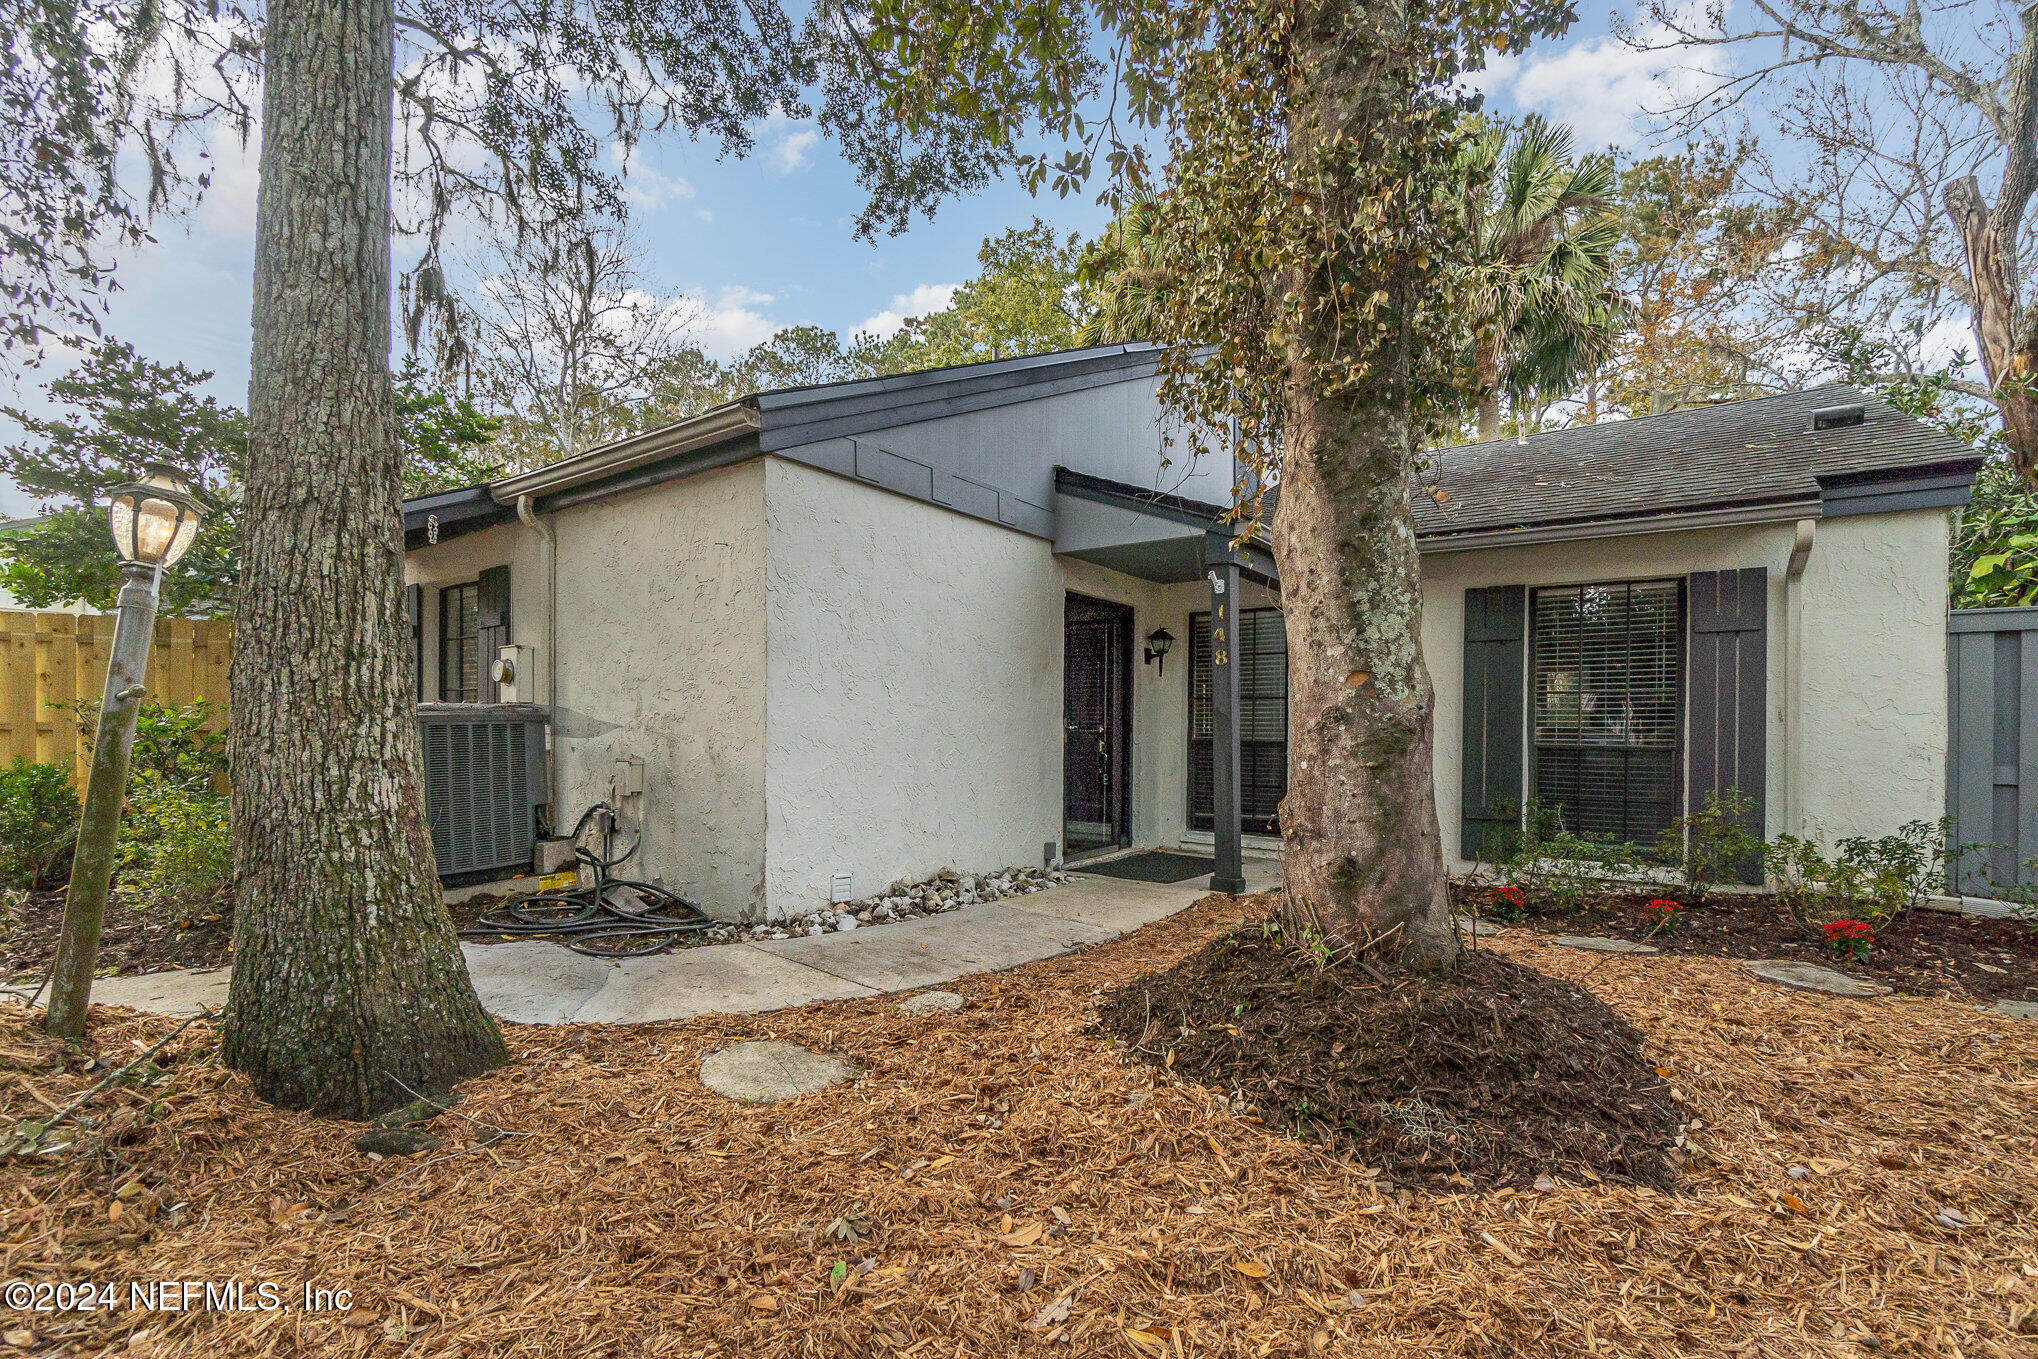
[
  {"xmin": 1471, "ymin": 6, "xmax": 1734, "ymax": 149},
  {"xmin": 688, "ymin": 285, "xmax": 779, "ymax": 357},
  {"xmin": 766, "ymin": 121, "xmax": 822, "ymax": 175},
  {"xmin": 605, "ymin": 142, "xmax": 694, "ymax": 209},
  {"xmin": 695, "ymin": 208, "xmax": 714, "ymax": 223},
  {"xmin": 855, "ymin": 283, "xmax": 960, "ymax": 340}
]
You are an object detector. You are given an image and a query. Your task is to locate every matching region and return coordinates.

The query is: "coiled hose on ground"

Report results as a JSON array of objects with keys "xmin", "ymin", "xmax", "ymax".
[{"xmin": 459, "ymin": 802, "xmax": 714, "ymax": 957}]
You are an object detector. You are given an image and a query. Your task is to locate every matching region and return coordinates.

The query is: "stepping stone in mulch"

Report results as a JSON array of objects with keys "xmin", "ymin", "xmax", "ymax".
[
  {"xmin": 1982, "ymin": 1000, "xmax": 2038, "ymax": 1020},
  {"xmin": 1452, "ymin": 915, "xmax": 1506, "ymax": 938},
  {"xmin": 1552, "ymin": 935, "xmax": 1659, "ymax": 955},
  {"xmin": 700, "ymin": 1040, "xmax": 853, "ymax": 1104},
  {"xmin": 1741, "ymin": 959, "xmax": 1891, "ymax": 998},
  {"xmin": 896, "ymin": 990, "xmax": 965, "ymax": 1015}
]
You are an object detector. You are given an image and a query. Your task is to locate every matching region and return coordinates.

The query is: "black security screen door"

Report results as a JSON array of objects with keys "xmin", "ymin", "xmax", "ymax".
[
  {"xmin": 1190, "ymin": 607, "xmax": 1287, "ymax": 833},
  {"xmin": 1531, "ymin": 579, "xmax": 1682, "ymax": 843},
  {"xmin": 1064, "ymin": 594, "xmax": 1132, "ymax": 855}
]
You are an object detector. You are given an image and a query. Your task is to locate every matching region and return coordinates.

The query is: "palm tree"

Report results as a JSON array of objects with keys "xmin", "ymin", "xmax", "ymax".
[
  {"xmin": 1076, "ymin": 194, "xmax": 1177, "ymax": 345},
  {"xmin": 1461, "ymin": 116, "xmax": 1623, "ymax": 440}
]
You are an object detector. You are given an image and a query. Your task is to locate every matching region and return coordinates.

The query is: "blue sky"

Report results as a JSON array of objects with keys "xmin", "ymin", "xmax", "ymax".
[{"xmin": 1, "ymin": 2, "xmax": 1698, "ymax": 518}]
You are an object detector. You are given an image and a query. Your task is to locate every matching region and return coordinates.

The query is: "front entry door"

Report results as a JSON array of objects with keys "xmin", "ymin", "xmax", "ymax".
[{"xmin": 1064, "ymin": 594, "xmax": 1132, "ymax": 857}]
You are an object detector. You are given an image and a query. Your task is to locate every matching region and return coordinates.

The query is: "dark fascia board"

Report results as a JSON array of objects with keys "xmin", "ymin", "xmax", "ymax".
[
  {"xmin": 1814, "ymin": 455, "xmax": 1983, "ymax": 519},
  {"xmin": 755, "ymin": 347, "xmax": 1163, "ymax": 452},
  {"xmin": 1054, "ymin": 466, "xmax": 1234, "ymax": 530},
  {"xmin": 403, "ymin": 484, "xmax": 515, "ymax": 551},
  {"xmin": 535, "ymin": 431, "xmax": 764, "ymax": 514},
  {"xmin": 1056, "ymin": 466, "xmax": 1279, "ymax": 579}
]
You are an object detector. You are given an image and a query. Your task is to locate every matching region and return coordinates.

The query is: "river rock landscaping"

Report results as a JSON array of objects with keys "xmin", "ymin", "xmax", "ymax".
[{"xmin": 696, "ymin": 866, "xmax": 1072, "ymax": 944}]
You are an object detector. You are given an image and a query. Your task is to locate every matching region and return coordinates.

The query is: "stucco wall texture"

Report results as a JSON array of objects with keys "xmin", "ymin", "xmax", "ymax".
[
  {"xmin": 761, "ymin": 457, "xmax": 1063, "ymax": 910},
  {"xmin": 407, "ymin": 462, "xmax": 771, "ymax": 918},
  {"xmin": 410, "ymin": 454, "xmax": 1953, "ymax": 920},
  {"xmin": 1420, "ymin": 509, "xmax": 1951, "ymax": 868}
]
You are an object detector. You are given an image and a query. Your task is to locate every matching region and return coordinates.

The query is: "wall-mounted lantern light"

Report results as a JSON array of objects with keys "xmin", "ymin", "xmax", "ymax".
[{"xmin": 1144, "ymin": 626, "xmax": 1175, "ymax": 676}]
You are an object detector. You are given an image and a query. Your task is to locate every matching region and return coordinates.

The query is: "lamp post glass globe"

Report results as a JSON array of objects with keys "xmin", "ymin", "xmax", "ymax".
[{"xmin": 108, "ymin": 465, "xmax": 204, "ymax": 568}]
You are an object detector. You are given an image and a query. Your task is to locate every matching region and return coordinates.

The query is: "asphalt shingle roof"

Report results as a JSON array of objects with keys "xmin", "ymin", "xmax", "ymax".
[{"xmin": 1413, "ymin": 384, "xmax": 1980, "ymax": 540}]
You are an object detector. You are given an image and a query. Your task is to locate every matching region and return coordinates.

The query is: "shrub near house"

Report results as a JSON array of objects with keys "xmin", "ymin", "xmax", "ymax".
[{"xmin": 1460, "ymin": 792, "xmax": 2035, "ymax": 1000}]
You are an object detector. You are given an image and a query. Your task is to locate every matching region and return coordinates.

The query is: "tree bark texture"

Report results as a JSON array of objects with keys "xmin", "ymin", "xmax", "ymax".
[
  {"xmin": 1945, "ymin": 175, "xmax": 2038, "ymax": 479},
  {"xmin": 1272, "ymin": 390, "xmax": 1458, "ymax": 970},
  {"xmin": 221, "ymin": 0, "xmax": 505, "ymax": 1117},
  {"xmin": 1271, "ymin": 8, "xmax": 1458, "ymax": 971}
]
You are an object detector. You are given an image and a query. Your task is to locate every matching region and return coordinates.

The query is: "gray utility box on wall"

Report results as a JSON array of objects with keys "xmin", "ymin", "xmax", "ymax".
[{"xmin": 417, "ymin": 703, "xmax": 550, "ymax": 882}]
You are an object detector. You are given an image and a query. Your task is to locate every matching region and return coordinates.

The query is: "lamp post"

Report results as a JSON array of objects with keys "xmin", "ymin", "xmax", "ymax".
[{"xmin": 45, "ymin": 464, "xmax": 206, "ymax": 1040}]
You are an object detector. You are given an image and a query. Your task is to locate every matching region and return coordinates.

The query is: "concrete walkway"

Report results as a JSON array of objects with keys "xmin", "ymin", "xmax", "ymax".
[{"xmin": 86, "ymin": 862, "xmax": 1281, "ymax": 1025}]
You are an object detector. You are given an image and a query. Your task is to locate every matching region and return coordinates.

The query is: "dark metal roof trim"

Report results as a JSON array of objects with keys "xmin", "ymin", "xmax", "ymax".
[
  {"xmin": 1815, "ymin": 457, "xmax": 1982, "ymax": 519},
  {"xmin": 756, "ymin": 349, "xmax": 1163, "ymax": 453},
  {"xmin": 1053, "ymin": 466, "xmax": 1236, "ymax": 530},
  {"xmin": 402, "ymin": 484, "xmax": 515, "ymax": 550}
]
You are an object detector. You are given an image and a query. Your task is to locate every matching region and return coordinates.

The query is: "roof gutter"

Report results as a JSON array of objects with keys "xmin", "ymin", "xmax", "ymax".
[
  {"xmin": 1417, "ymin": 497, "xmax": 1822, "ymax": 555},
  {"xmin": 488, "ymin": 403, "xmax": 761, "ymax": 505}
]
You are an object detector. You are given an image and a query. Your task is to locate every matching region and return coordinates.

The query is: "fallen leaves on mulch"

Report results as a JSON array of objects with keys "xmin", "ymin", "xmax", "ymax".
[
  {"xmin": 0, "ymin": 893, "xmax": 2034, "ymax": 1358},
  {"xmin": 1096, "ymin": 927, "xmax": 1685, "ymax": 1191},
  {"xmin": 2, "ymin": 889, "xmax": 232, "ymax": 984}
]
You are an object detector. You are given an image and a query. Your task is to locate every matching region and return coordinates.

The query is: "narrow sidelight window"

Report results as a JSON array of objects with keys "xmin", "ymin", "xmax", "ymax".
[{"xmin": 1189, "ymin": 606, "xmax": 1288, "ymax": 833}]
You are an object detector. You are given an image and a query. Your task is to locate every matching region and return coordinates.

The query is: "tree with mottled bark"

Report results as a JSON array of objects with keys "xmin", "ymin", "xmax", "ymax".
[
  {"xmin": 1634, "ymin": 0, "xmax": 2038, "ymax": 479},
  {"xmin": 869, "ymin": 0, "xmax": 1575, "ymax": 969},
  {"xmin": 15, "ymin": 0, "xmax": 1015, "ymax": 1115}
]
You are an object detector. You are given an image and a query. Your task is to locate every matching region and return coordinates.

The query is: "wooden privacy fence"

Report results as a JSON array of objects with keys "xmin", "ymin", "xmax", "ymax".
[{"xmin": 0, "ymin": 609, "xmax": 231, "ymax": 785}]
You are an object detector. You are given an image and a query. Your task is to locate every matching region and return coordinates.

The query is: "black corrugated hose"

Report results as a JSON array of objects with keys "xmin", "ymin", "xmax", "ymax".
[{"xmin": 459, "ymin": 802, "xmax": 714, "ymax": 957}]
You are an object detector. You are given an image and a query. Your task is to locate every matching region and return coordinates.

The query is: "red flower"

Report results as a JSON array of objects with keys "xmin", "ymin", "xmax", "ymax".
[
  {"xmin": 1642, "ymin": 898, "xmax": 1679, "ymax": 916},
  {"xmin": 1822, "ymin": 918, "xmax": 1875, "ymax": 957},
  {"xmin": 1488, "ymin": 885, "xmax": 1526, "ymax": 909}
]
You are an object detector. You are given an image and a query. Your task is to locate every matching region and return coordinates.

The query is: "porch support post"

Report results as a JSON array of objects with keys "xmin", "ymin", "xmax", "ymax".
[{"xmin": 1206, "ymin": 553, "xmax": 1247, "ymax": 895}]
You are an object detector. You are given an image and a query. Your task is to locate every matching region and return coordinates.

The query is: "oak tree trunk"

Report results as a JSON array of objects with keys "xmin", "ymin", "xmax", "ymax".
[
  {"xmin": 1271, "ymin": 5, "xmax": 1458, "ymax": 971},
  {"xmin": 1272, "ymin": 390, "xmax": 1458, "ymax": 970},
  {"xmin": 1945, "ymin": 176, "xmax": 2038, "ymax": 479},
  {"xmin": 221, "ymin": 0, "xmax": 505, "ymax": 1117}
]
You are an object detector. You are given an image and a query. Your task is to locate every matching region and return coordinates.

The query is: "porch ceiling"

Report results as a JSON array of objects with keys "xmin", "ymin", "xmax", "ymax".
[{"xmin": 1052, "ymin": 467, "xmax": 1277, "ymax": 585}]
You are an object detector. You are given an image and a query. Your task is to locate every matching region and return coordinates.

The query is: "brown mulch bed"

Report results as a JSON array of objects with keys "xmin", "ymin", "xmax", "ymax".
[
  {"xmin": 1452, "ymin": 884, "xmax": 2038, "ymax": 1003},
  {"xmin": 1095, "ymin": 926, "xmax": 1684, "ymax": 1192},
  {"xmin": 1, "ymin": 884, "xmax": 545, "ymax": 986},
  {"xmin": 2, "ymin": 890, "xmax": 232, "ymax": 986},
  {"xmin": 1, "ymin": 893, "xmax": 2034, "ymax": 1357}
]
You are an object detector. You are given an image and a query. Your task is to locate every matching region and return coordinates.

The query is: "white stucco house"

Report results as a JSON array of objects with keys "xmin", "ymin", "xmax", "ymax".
[{"xmin": 400, "ymin": 344, "xmax": 1980, "ymax": 920}]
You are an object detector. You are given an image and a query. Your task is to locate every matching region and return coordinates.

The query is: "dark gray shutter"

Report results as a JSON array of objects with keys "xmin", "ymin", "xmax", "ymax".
[
  {"xmin": 1687, "ymin": 568, "xmax": 1767, "ymax": 880},
  {"xmin": 406, "ymin": 583, "xmax": 423, "ymax": 701},
  {"xmin": 477, "ymin": 565, "xmax": 511, "ymax": 704},
  {"xmin": 1461, "ymin": 585, "xmax": 1526, "ymax": 860}
]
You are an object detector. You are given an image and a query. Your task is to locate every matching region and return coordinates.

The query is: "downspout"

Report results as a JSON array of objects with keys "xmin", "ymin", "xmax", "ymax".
[
  {"xmin": 516, "ymin": 493, "xmax": 559, "ymax": 832},
  {"xmin": 1782, "ymin": 517, "xmax": 1816, "ymax": 842}
]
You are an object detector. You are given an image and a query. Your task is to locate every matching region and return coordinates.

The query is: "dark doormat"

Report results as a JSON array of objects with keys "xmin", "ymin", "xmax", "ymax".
[{"xmin": 1075, "ymin": 851, "xmax": 1217, "ymax": 884}]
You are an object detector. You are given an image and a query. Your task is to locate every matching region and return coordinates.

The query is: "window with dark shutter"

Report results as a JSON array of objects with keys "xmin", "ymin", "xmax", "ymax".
[
  {"xmin": 1189, "ymin": 607, "xmax": 1287, "ymax": 833},
  {"xmin": 1530, "ymin": 579, "xmax": 1683, "ymax": 844},
  {"xmin": 439, "ymin": 581, "xmax": 482, "ymax": 702},
  {"xmin": 407, "ymin": 583, "xmax": 423, "ymax": 702}
]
